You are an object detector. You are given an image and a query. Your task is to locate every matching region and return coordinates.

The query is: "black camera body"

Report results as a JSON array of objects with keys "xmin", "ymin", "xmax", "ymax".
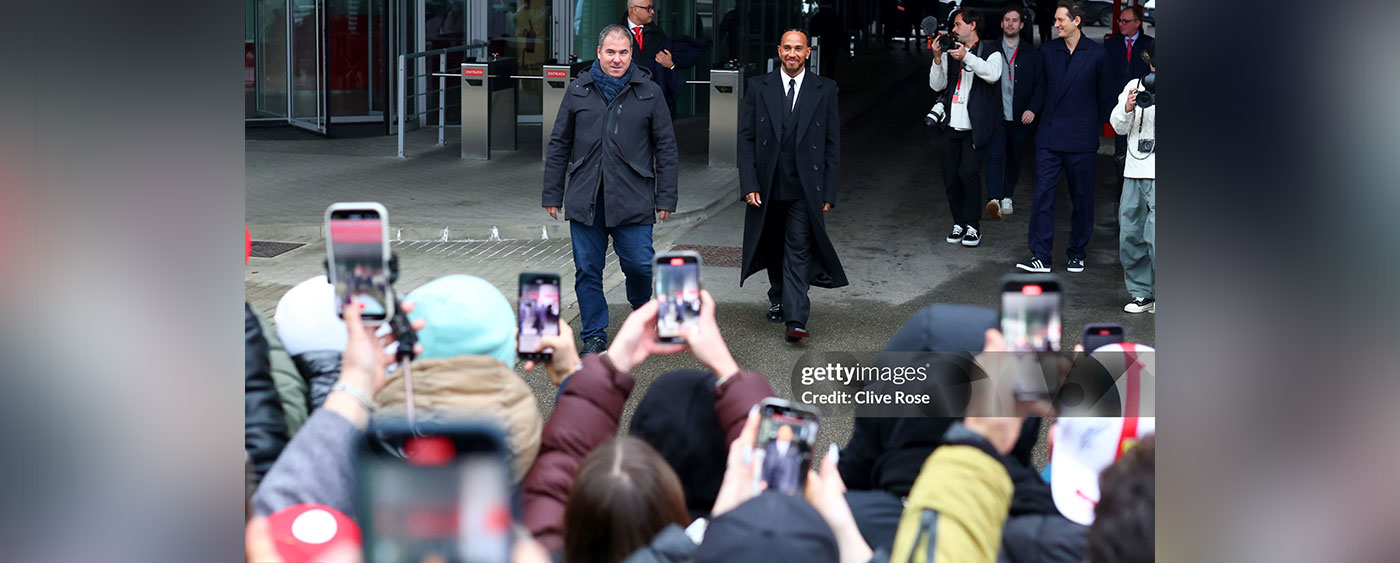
[
  {"xmin": 935, "ymin": 34, "xmax": 962, "ymax": 52},
  {"xmin": 1136, "ymin": 73, "xmax": 1156, "ymax": 109},
  {"xmin": 1137, "ymin": 139, "xmax": 1155, "ymax": 153}
]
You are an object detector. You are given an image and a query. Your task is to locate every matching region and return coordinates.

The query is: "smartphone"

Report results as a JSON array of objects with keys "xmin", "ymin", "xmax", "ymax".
[
  {"xmin": 1082, "ymin": 323, "xmax": 1125, "ymax": 353},
  {"xmin": 326, "ymin": 202, "xmax": 393, "ymax": 325},
  {"xmin": 752, "ymin": 398, "xmax": 820, "ymax": 496},
  {"xmin": 1000, "ymin": 274, "xmax": 1063, "ymax": 353},
  {"xmin": 517, "ymin": 273, "xmax": 561, "ymax": 361},
  {"xmin": 653, "ymin": 251, "xmax": 702, "ymax": 343},
  {"xmin": 356, "ymin": 420, "xmax": 514, "ymax": 563}
]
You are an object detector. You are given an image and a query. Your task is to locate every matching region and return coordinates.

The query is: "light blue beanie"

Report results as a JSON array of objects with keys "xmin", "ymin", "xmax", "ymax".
[{"xmin": 406, "ymin": 274, "xmax": 517, "ymax": 366}]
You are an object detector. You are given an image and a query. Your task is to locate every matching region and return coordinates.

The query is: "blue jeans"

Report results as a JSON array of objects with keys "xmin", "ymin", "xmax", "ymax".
[{"xmin": 570, "ymin": 219, "xmax": 654, "ymax": 341}]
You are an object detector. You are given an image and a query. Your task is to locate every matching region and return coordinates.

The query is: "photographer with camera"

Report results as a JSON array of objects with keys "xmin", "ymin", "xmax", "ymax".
[
  {"xmin": 928, "ymin": 8, "xmax": 1004, "ymax": 248},
  {"xmin": 1110, "ymin": 43, "xmax": 1156, "ymax": 314}
]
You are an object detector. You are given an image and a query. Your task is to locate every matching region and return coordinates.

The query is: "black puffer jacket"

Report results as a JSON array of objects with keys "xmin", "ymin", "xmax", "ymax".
[
  {"xmin": 292, "ymin": 351, "xmax": 343, "ymax": 414},
  {"xmin": 245, "ymin": 303, "xmax": 289, "ymax": 485}
]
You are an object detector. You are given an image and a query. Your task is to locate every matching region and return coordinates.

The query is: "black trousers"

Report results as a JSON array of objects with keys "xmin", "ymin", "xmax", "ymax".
[
  {"xmin": 764, "ymin": 198, "xmax": 813, "ymax": 327},
  {"xmin": 985, "ymin": 119, "xmax": 1032, "ymax": 201},
  {"xmin": 940, "ymin": 129, "xmax": 987, "ymax": 230}
]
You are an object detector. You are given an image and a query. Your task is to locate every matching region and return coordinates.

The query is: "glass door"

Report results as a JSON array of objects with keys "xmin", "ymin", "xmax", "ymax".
[{"xmin": 290, "ymin": 0, "xmax": 330, "ymax": 133}]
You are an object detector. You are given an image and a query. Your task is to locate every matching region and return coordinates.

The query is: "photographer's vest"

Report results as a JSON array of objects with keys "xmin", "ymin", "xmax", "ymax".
[{"xmin": 939, "ymin": 41, "xmax": 1001, "ymax": 150}]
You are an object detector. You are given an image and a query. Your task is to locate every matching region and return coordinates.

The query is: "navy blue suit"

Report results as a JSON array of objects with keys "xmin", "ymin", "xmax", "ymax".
[{"xmin": 1026, "ymin": 36, "xmax": 1114, "ymax": 263}]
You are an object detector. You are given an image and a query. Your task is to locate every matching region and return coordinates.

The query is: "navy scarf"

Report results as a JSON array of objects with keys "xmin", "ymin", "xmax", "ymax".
[{"xmin": 590, "ymin": 60, "xmax": 634, "ymax": 104}]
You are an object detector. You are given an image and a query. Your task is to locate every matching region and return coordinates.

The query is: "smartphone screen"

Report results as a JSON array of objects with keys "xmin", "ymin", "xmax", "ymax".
[
  {"xmin": 654, "ymin": 252, "xmax": 702, "ymax": 343},
  {"xmin": 1000, "ymin": 275, "xmax": 1063, "ymax": 352},
  {"xmin": 753, "ymin": 400, "xmax": 820, "ymax": 496},
  {"xmin": 518, "ymin": 273, "xmax": 561, "ymax": 360},
  {"xmin": 1082, "ymin": 323, "xmax": 1126, "ymax": 353},
  {"xmin": 357, "ymin": 425, "xmax": 513, "ymax": 563},
  {"xmin": 326, "ymin": 203, "xmax": 391, "ymax": 324}
]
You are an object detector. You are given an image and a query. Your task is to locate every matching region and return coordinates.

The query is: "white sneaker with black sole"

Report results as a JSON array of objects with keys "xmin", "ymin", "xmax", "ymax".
[
  {"xmin": 945, "ymin": 224, "xmax": 964, "ymax": 243},
  {"xmin": 1124, "ymin": 297, "xmax": 1156, "ymax": 314},
  {"xmin": 1016, "ymin": 257, "xmax": 1050, "ymax": 272},
  {"xmin": 961, "ymin": 226, "xmax": 981, "ymax": 246}
]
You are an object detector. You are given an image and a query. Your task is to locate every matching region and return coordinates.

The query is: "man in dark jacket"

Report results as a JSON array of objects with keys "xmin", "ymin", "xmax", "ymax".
[
  {"xmin": 245, "ymin": 302, "xmax": 289, "ymax": 487},
  {"xmin": 543, "ymin": 24, "xmax": 679, "ymax": 355},
  {"xmin": 738, "ymin": 29, "xmax": 847, "ymax": 343},
  {"xmin": 1016, "ymin": 0, "xmax": 1113, "ymax": 274},
  {"xmin": 984, "ymin": 5, "xmax": 1043, "ymax": 219},
  {"xmin": 1102, "ymin": 6, "xmax": 1153, "ymax": 188}
]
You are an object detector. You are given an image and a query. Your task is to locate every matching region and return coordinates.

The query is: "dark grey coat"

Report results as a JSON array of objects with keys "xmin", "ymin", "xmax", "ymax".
[
  {"xmin": 737, "ymin": 70, "xmax": 848, "ymax": 289},
  {"xmin": 542, "ymin": 65, "xmax": 679, "ymax": 228}
]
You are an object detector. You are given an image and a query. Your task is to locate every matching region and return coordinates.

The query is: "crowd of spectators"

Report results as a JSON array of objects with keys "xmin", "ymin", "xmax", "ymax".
[{"xmin": 244, "ymin": 269, "xmax": 1154, "ymax": 562}]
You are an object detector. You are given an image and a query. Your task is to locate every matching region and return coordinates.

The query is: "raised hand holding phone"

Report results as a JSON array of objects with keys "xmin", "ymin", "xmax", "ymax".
[
  {"xmin": 711, "ymin": 409, "xmax": 763, "ymax": 517},
  {"xmin": 605, "ymin": 299, "xmax": 687, "ymax": 373},
  {"xmin": 330, "ymin": 298, "xmax": 425, "ymax": 429},
  {"xmin": 523, "ymin": 322, "xmax": 581, "ymax": 387},
  {"xmin": 678, "ymin": 289, "xmax": 740, "ymax": 379}
]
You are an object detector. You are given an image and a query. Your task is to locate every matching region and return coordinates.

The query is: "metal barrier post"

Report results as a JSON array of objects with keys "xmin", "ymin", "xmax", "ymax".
[
  {"xmin": 809, "ymin": 37, "xmax": 821, "ymax": 75},
  {"xmin": 489, "ymin": 57, "xmax": 518, "ymax": 154},
  {"xmin": 438, "ymin": 55, "xmax": 446, "ymax": 145},
  {"xmin": 540, "ymin": 64, "xmax": 572, "ymax": 161},
  {"xmin": 460, "ymin": 57, "xmax": 518, "ymax": 160},
  {"xmin": 461, "ymin": 62, "xmax": 491, "ymax": 159},
  {"xmin": 708, "ymin": 69, "xmax": 743, "ymax": 169},
  {"xmin": 397, "ymin": 54, "xmax": 406, "ymax": 158}
]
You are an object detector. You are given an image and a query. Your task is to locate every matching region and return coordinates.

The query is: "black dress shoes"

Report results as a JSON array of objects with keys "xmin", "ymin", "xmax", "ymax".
[
  {"xmin": 767, "ymin": 304, "xmax": 784, "ymax": 323},
  {"xmin": 785, "ymin": 324, "xmax": 809, "ymax": 342},
  {"xmin": 581, "ymin": 337, "xmax": 608, "ymax": 356}
]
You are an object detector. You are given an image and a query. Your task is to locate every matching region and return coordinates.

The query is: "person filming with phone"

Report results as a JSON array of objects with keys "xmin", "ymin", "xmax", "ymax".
[{"xmin": 543, "ymin": 24, "xmax": 680, "ymax": 357}]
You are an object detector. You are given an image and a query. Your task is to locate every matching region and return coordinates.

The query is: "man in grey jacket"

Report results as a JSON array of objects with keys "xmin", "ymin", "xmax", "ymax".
[{"xmin": 543, "ymin": 24, "xmax": 679, "ymax": 356}]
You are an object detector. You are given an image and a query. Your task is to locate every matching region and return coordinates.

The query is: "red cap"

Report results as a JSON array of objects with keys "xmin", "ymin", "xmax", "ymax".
[{"xmin": 265, "ymin": 504, "xmax": 362, "ymax": 562}]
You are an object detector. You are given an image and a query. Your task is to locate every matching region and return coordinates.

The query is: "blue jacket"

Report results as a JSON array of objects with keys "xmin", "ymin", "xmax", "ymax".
[{"xmin": 1030, "ymin": 36, "xmax": 1114, "ymax": 153}]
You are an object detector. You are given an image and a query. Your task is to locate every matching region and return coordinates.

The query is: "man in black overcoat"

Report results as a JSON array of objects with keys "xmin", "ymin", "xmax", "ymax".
[{"xmin": 738, "ymin": 29, "xmax": 848, "ymax": 343}]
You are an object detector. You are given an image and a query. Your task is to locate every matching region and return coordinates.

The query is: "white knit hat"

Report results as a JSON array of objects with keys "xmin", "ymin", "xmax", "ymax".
[{"xmin": 274, "ymin": 275, "xmax": 348, "ymax": 356}]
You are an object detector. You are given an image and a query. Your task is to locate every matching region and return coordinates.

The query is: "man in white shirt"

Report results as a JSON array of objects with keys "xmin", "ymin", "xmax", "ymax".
[
  {"xmin": 1109, "ymin": 43, "xmax": 1156, "ymax": 314},
  {"xmin": 928, "ymin": 8, "xmax": 1003, "ymax": 248}
]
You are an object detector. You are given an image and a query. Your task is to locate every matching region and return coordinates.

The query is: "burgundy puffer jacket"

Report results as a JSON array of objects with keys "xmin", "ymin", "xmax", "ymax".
[{"xmin": 520, "ymin": 353, "xmax": 774, "ymax": 552}]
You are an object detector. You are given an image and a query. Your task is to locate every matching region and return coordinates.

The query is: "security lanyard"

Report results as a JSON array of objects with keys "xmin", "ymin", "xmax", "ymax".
[{"xmin": 1007, "ymin": 44, "xmax": 1019, "ymax": 82}]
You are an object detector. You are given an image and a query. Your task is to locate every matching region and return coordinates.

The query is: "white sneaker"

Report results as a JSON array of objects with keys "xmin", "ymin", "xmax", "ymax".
[
  {"xmin": 945, "ymin": 224, "xmax": 964, "ymax": 243},
  {"xmin": 1124, "ymin": 297, "xmax": 1156, "ymax": 314},
  {"xmin": 1000, "ymin": 198, "xmax": 1013, "ymax": 215},
  {"xmin": 961, "ymin": 226, "xmax": 981, "ymax": 246}
]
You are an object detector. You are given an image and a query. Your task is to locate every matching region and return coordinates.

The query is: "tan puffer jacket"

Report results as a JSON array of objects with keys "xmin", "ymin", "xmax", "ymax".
[{"xmin": 374, "ymin": 355, "xmax": 543, "ymax": 482}]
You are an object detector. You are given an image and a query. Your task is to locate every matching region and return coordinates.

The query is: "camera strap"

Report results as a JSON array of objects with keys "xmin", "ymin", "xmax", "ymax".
[{"xmin": 1130, "ymin": 79, "xmax": 1154, "ymax": 161}]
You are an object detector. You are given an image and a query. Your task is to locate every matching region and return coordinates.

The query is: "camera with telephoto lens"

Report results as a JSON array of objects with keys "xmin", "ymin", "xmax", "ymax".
[
  {"xmin": 1136, "ymin": 72, "xmax": 1155, "ymax": 109},
  {"xmin": 923, "ymin": 101, "xmax": 947, "ymax": 128}
]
